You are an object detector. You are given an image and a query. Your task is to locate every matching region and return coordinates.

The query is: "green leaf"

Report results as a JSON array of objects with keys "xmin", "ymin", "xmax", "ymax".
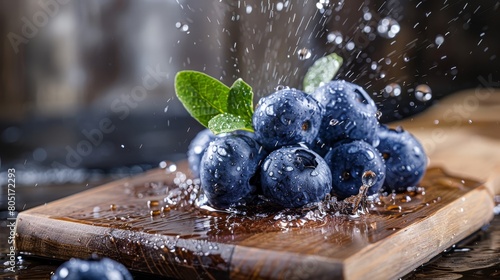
[
  {"xmin": 303, "ymin": 53, "xmax": 343, "ymax": 94},
  {"xmin": 208, "ymin": 113, "xmax": 253, "ymax": 134},
  {"xmin": 228, "ymin": 78, "xmax": 254, "ymax": 120},
  {"xmin": 174, "ymin": 70, "xmax": 230, "ymax": 127},
  {"xmin": 174, "ymin": 70, "xmax": 255, "ymax": 135}
]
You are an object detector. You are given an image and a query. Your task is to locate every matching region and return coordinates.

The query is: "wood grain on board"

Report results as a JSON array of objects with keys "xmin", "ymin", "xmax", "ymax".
[{"xmin": 15, "ymin": 89, "xmax": 500, "ymax": 280}]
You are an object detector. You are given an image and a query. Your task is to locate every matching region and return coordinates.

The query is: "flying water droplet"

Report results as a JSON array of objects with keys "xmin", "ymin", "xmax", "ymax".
[
  {"xmin": 377, "ymin": 17, "xmax": 400, "ymax": 39},
  {"xmin": 245, "ymin": 5, "xmax": 253, "ymax": 14},
  {"xmin": 346, "ymin": 41, "xmax": 355, "ymax": 51},
  {"xmin": 298, "ymin": 48, "xmax": 312, "ymax": 60},
  {"xmin": 415, "ymin": 84, "xmax": 433, "ymax": 102},
  {"xmin": 435, "ymin": 35, "xmax": 444, "ymax": 47},
  {"xmin": 175, "ymin": 22, "xmax": 189, "ymax": 32},
  {"xmin": 327, "ymin": 31, "xmax": 343, "ymax": 45},
  {"xmin": 384, "ymin": 83, "xmax": 402, "ymax": 97}
]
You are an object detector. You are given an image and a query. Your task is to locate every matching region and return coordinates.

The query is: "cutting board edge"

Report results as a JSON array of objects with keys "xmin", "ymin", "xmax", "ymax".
[
  {"xmin": 342, "ymin": 184, "xmax": 494, "ymax": 280},
  {"xmin": 15, "ymin": 212, "xmax": 236, "ymax": 279}
]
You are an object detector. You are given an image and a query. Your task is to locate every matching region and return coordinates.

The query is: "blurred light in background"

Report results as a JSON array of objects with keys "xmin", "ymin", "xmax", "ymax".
[{"xmin": 0, "ymin": 0, "xmax": 498, "ymax": 175}]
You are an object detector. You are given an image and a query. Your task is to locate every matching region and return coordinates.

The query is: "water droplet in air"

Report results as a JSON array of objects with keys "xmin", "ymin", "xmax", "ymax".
[
  {"xmin": 276, "ymin": 2, "xmax": 284, "ymax": 11},
  {"xmin": 316, "ymin": 0, "xmax": 330, "ymax": 10},
  {"xmin": 375, "ymin": 111, "xmax": 382, "ymax": 120},
  {"xmin": 377, "ymin": 17, "xmax": 400, "ymax": 39},
  {"xmin": 298, "ymin": 48, "xmax": 312, "ymax": 60},
  {"xmin": 362, "ymin": 170, "xmax": 377, "ymax": 187},
  {"xmin": 346, "ymin": 41, "xmax": 355, "ymax": 51},
  {"xmin": 245, "ymin": 5, "xmax": 253, "ymax": 14},
  {"xmin": 363, "ymin": 12, "xmax": 372, "ymax": 21},
  {"xmin": 435, "ymin": 35, "xmax": 444, "ymax": 47},
  {"xmin": 415, "ymin": 84, "xmax": 432, "ymax": 102},
  {"xmin": 384, "ymin": 83, "xmax": 402, "ymax": 97},
  {"xmin": 175, "ymin": 22, "xmax": 189, "ymax": 32},
  {"xmin": 327, "ymin": 31, "xmax": 343, "ymax": 44}
]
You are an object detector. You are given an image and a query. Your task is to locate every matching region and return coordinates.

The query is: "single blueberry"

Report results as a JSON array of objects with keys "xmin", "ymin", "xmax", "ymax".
[
  {"xmin": 324, "ymin": 140, "xmax": 385, "ymax": 199},
  {"xmin": 51, "ymin": 257, "xmax": 132, "ymax": 280},
  {"xmin": 310, "ymin": 80, "xmax": 379, "ymax": 148},
  {"xmin": 252, "ymin": 88, "xmax": 323, "ymax": 151},
  {"xmin": 200, "ymin": 134, "xmax": 265, "ymax": 209},
  {"xmin": 376, "ymin": 125, "xmax": 428, "ymax": 192},
  {"xmin": 188, "ymin": 129, "xmax": 260, "ymax": 178},
  {"xmin": 187, "ymin": 129, "xmax": 216, "ymax": 178},
  {"xmin": 260, "ymin": 146, "xmax": 332, "ymax": 208}
]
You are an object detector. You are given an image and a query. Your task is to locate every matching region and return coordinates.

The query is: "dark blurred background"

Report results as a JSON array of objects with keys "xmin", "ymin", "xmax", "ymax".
[{"xmin": 0, "ymin": 0, "xmax": 499, "ymax": 191}]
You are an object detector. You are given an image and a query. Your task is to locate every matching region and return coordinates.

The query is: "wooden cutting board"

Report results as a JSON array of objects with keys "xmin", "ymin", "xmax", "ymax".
[{"xmin": 15, "ymin": 89, "xmax": 500, "ymax": 280}]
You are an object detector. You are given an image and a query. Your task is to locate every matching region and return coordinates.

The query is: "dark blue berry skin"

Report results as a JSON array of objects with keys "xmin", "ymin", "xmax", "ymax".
[
  {"xmin": 260, "ymin": 146, "xmax": 332, "ymax": 208},
  {"xmin": 324, "ymin": 140, "xmax": 386, "ymax": 199},
  {"xmin": 376, "ymin": 125, "xmax": 427, "ymax": 192},
  {"xmin": 200, "ymin": 134, "xmax": 265, "ymax": 209},
  {"xmin": 252, "ymin": 88, "xmax": 323, "ymax": 151},
  {"xmin": 51, "ymin": 257, "xmax": 132, "ymax": 280},
  {"xmin": 188, "ymin": 129, "xmax": 260, "ymax": 178},
  {"xmin": 310, "ymin": 80, "xmax": 379, "ymax": 148},
  {"xmin": 188, "ymin": 129, "xmax": 216, "ymax": 178}
]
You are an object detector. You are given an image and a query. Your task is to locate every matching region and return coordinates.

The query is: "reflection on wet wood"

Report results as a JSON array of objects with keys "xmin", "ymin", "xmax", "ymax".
[{"xmin": 15, "ymin": 162, "xmax": 494, "ymax": 280}]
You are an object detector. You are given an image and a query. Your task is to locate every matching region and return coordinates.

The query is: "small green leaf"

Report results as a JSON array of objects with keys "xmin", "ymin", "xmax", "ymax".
[
  {"xmin": 228, "ymin": 78, "xmax": 254, "ymax": 120},
  {"xmin": 303, "ymin": 53, "xmax": 343, "ymax": 93},
  {"xmin": 175, "ymin": 70, "xmax": 230, "ymax": 127},
  {"xmin": 175, "ymin": 70, "xmax": 255, "ymax": 135},
  {"xmin": 208, "ymin": 113, "xmax": 253, "ymax": 134}
]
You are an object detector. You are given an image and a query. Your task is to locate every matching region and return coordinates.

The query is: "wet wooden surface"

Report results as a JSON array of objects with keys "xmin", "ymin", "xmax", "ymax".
[{"xmin": 14, "ymin": 89, "xmax": 500, "ymax": 279}]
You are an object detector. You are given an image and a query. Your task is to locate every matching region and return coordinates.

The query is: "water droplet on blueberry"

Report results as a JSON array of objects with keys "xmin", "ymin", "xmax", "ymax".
[
  {"xmin": 265, "ymin": 104, "xmax": 275, "ymax": 116},
  {"xmin": 362, "ymin": 170, "xmax": 377, "ymax": 187},
  {"xmin": 329, "ymin": 119, "xmax": 339, "ymax": 126},
  {"xmin": 217, "ymin": 147, "xmax": 228, "ymax": 156}
]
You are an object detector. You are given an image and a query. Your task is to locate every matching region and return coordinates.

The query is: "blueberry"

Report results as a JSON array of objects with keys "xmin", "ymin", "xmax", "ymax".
[
  {"xmin": 376, "ymin": 125, "xmax": 427, "ymax": 192},
  {"xmin": 188, "ymin": 129, "xmax": 216, "ymax": 178},
  {"xmin": 51, "ymin": 257, "xmax": 132, "ymax": 280},
  {"xmin": 252, "ymin": 88, "xmax": 323, "ymax": 151},
  {"xmin": 324, "ymin": 140, "xmax": 385, "ymax": 199},
  {"xmin": 260, "ymin": 146, "xmax": 332, "ymax": 208},
  {"xmin": 310, "ymin": 80, "xmax": 379, "ymax": 147},
  {"xmin": 200, "ymin": 134, "xmax": 265, "ymax": 208}
]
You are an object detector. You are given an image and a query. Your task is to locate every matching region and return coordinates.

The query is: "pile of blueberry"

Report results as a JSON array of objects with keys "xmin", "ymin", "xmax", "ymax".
[{"xmin": 188, "ymin": 80, "xmax": 427, "ymax": 209}]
